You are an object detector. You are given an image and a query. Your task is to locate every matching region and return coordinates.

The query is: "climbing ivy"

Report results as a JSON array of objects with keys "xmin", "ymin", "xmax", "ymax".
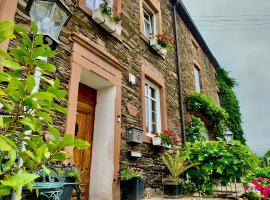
[
  {"xmin": 216, "ymin": 67, "xmax": 246, "ymax": 144},
  {"xmin": 186, "ymin": 92, "xmax": 228, "ymax": 138},
  {"xmin": 186, "ymin": 116, "xmax": 207, "ymax": 142}
]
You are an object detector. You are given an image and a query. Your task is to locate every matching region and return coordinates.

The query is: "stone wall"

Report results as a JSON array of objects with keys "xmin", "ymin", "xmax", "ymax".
[{"xmin": 11, "ymin": 0, "xmax": 219, "ymax": 196}]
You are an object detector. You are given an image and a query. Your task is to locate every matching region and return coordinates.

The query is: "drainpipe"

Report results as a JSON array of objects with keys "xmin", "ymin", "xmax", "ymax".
[{"xmin": 173, "ymin": 0, "xmax": 186, "ymax": 148}]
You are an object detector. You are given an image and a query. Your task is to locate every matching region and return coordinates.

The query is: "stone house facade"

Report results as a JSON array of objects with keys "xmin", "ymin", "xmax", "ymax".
[{"xmin": 0, "ymin": 0, "xmax": 220, "ymax": 199}]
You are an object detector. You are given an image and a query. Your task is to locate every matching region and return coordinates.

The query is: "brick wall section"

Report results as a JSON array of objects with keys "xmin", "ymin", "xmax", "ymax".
[{"xmin": 11, "ymin": 0, "xmax": 219, "ymax": 195}]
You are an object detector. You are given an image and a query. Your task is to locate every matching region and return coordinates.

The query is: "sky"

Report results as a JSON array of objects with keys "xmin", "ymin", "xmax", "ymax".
[{"xmin": 182, "ymin": 0, "xmax": 270, "ymax": 156}]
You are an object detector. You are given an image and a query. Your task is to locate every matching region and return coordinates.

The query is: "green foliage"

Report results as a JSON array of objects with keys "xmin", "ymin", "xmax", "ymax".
[
  {"xmin": 186, "ymin": 140, "xmax": 260, "ymax": 194},
  {"xmin": 120, "ymin": 167, "xmax": 143, "ymax": 181},
  {"xmin": 100, "ymin": 0, "xmax": 121, "ymax": 24},
  {"xmin": 245, "ymin": 166, "xmax": 270, "ymax": 183},
  {"xmin": 186, "ymin": 116, "xmax": 207, "ymax": 142},
  {"xmin": 186, "ymin": 92, "xmax": 229, "ymax": 138},
  {"xmin": 0, "ymin": 20, "xmax": 90, "ymax": 199},
  {"xmin": 162, "ymin": 150, "xmax": 200, "ymax": 184},
  {"xmin": 216, "ymin": 67, "xmax": 246, "ymax": 144}
]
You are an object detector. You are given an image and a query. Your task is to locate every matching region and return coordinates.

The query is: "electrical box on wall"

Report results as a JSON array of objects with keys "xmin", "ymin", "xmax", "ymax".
[
  {"xmin": 127, "ymin": 127, "xmax": 143, "ymax": 144},
  {"xmin": 128, "ymin": 73, "xmax": 137, "ymax": 85}
]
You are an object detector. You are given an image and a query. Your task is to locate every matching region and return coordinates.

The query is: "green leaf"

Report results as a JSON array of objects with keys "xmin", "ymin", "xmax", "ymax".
[
  {"xmin": 4, "ymin": 149, "xmax": 16, "ymax": 171},
  {"xmin": 0, "ymin": 59, "xmax": 22, "ymax": 70},
  {"xmin": 20, "ymin": 116, "xmax": 36, "ymax": 131},
  {"xmin": 59, "ymin": 134, "xmax": 74, "ymax": 149},
  {"xmin": 0, "ymin": 135, "xmax": 13, "ymax": 151},
  {"xmin": 0, "ymin": 20, "xmax": 15, "ymax": 43},
  {"xmin": 31, "ymin": 20, "xmax": 38, "ymax": 35},
  {"xmin": 48, "ymin": 126, "xmax": 60, "ymax": 144},
  {"xmin": 0, "ymin": 116, "xmax": 11, "ymax": 128},
  {"xmin": 26, "ymin": 75, "xmax": 36, "ymax": 93},
  {"xmin": 36, "ymin": 144, "xmax": 46, "ymax": 163},
  {"xmin": 51, "ymin": 103, "xmax": 67, "ymax": 114},
  {"xmin": 34, "ymin": 60, "xmax": 55, "ymax": 73},
  {"xmin": 32, "ymin": 47, "xmax": 45, "ymax": 59},
  {"xmin": 35, "ymin": 34, "xmax": 44, "ymax": 46},
  {"xmin": 0, "ymin": 49, "xmax": 12, "ymax": 60},
  {"xmin": 51, "ymin": 151, "xmax": 68, "ymax": 161},
  {"xmin": 0, "ymin": 185, "xmax": 11, "ymax": 196},
  {"xmin": 36, "ymin": 111, "xmax": 53, "ymax": 124},
  {"xmin": 74, "ymin": 139, "xmax": 90, "ymax": 149},
  {"xmin": 42, "ymin": 165, "xmax": 51, "ymax": 175}
]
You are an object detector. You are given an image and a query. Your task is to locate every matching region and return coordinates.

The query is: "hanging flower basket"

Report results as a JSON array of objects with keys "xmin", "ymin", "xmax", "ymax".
[{"xmin": 92, "ymin": 5, "xmax": 122, "ymax": 37}]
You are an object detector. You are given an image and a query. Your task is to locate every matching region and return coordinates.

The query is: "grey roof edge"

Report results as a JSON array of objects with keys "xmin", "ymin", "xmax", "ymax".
[{"xmin": 171, "ymin": 0, "xmax": 220, "ymax": 69}]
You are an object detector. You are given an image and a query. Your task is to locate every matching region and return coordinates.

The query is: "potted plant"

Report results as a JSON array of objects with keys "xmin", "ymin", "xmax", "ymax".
[
  {"xmin": 59, "ymin": 164, "xmax": 81, "ymax": 200},
  {"xmin": 162, "ymin": 151, "xmax": 200, "ymax": 198},
  {"xmin": 152, "ymin": 130, "xmax": 179, "ymax": 148},
  {"xmin": 149, "ymin": 34, "xmax": 174, "ymax": 56},
  {"xmin": 120, "ymin": 167, "xmax": 144, "ymax": 200},
  {"xmin": 0, "ymin": 20, "xmax": 90, "ymax": 200},
  {"xmin": 92, "ymin": 0, "xmax": 122, "ymax": 37}
]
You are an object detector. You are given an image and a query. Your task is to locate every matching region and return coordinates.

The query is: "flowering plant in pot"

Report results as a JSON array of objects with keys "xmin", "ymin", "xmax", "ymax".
[
  {"xmin": 120, "ymin": 167, "xmax": 144, "ymax": 200},
  {"xmin": 92, "ymin": 0, "xmax": 122, "ymax": 36},
  {"xmin": 162, "ymin": 151, "xmax": 200, "ymax": 198},
  {"xmin": 149, "ymin": 34, "xmax": 174, "ymax": 56},
  {"xmin": 152, "ymin": 130, "xmax": 179, "ymax": 148}
]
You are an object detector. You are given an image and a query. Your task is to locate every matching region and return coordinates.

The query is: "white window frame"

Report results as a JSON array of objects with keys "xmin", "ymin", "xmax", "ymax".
[
  {"xmin": 143, "ymin": 3, "xmax": 156, "ymax": 38},
  {"xmin": 86, "ymin": 0, "xmax": 113, "ymax": 10},
  {"xmin": 194, "ymin": 66, "xmax": 202, "ymax": 92},
  {"xmin": 145, "ymin": 80, "xmax": 161, "ymax": 137}
]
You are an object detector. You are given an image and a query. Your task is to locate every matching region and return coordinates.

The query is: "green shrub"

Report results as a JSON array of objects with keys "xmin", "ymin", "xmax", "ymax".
[
  {"xmin": 186, "ymin": 92, "xmax": 228, "ymax": 138},
  {"xmin": 186, "ymin": 140, "xmax": 260, "ymax": 194}
]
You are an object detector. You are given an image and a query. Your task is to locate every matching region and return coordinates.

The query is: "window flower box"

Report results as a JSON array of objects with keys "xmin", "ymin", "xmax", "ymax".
[
  {"xmin": 92, "ymin": 8, "xmax": 122, "ymax": 37},
  {"xmin": 152, "ymin": 136, "xmax": 162, "ymax": 146},
  {"xmin": 149, "ymin": 34, "xmax": 174, "ymax": 56},
  {"xmin": 149, "ymin": 38, "xmax": 167, "ymax": 56}
]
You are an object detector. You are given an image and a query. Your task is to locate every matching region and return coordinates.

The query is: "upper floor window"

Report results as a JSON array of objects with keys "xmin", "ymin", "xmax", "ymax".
[
  {"xmin": 86, "ymin": 0, "xmax": 113, "ymax": 10},
  {"xmin": 143, "ymin": 4, "xmax": 156, "ymax": 38},
  {"xmin": 194, "ymin": 65, "xmax": 202, "ymax": 92},
  {"xmin": 145, "ymin": 80, "xmax": 161, "ymax": 135}
]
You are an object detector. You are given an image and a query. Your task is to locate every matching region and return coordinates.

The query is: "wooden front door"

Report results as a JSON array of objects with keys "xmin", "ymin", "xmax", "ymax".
[{"xmin": 74, "ymin": 83, "xmax": 97, "ymax": 200}]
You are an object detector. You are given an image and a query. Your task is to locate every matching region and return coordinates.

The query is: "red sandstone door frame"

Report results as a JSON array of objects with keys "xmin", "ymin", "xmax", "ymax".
[{"xmin": 66, "ymin": 33, "xmax": 124, "ymax": 200}]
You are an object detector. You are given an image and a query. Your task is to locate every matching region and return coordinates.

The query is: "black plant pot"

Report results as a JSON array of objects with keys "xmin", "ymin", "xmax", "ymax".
[
  {"xmin": 121, "ymin": 177, "xmax": 144, "ymax": 200},
  {"xmin": 163, "ymin": 182, "xmax": 183, "ymax": 199}
]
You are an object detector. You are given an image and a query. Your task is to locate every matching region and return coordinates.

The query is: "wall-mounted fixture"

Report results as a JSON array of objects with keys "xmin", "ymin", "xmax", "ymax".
[
  {"xmin": 26, "ymin": 0, "xmax": 72, "ymax": 49},
  {"xmin": 127, "ymin": 127, "xmax": 143, "ymax": 144},
  {"xmin": 128, "ymin": 73, "xmax": 137, "ymax": 85},
  {"xmin": 129, "ymin": 151, "xmax": 142, "ymax": 158}
]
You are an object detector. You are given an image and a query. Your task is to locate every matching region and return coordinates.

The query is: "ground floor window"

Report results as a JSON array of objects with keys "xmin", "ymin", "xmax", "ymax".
[{"xmin": 145, "ymin": 80, "xmax": 161, "ymax": 136}]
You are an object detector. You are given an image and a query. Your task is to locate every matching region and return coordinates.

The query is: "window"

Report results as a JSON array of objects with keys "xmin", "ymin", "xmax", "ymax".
[
  {"xmin": 143, "ymin": 4, "xmax": 156, "ymax": 38},
  {"xmin": 145, "ymin": 80, "xmax": 161, "ymax": 135},
  {"xmin": 86, "ymin": 0, "xmax": 112, "ymax": 10},
  {"xmin": 194, "ymin": 66, "xmax": 202, "ymax": 92}
]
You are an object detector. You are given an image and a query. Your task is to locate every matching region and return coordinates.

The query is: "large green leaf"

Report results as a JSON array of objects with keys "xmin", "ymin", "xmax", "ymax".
[
  {"xmin": 36, "ymin": 144, "xmax": 47, "ymax": 163},
  {"xmin": 25, "ymin": 75, "xmax": 36, "ymax": 93},
  {"xmin": 0, "ymin": 20, "xmax": 15, "ymax": 43},
  {"xmin": 0, "ymin": 116, "xmax": 11, "ymax": 128},
  {"xmin": 34, "ymin": 60, "xmax": 55, "ymax": 73},
  {"xmin": 0, "ymin": 59, "xmax": 22, "ymax": 70},
  {"xmin": 36, "ymin": 111, "xmax": 53, "ymax": 124},
  {"xmin": 51, "ymin": 151, "xmax": 68, "ymax": 161},
  {"xmin": 59, "ymin": 134, "xmax": 74, "ymax": 149},
  {"xmin": 74, "ymin": 139, "xmax": 90, "ymax": 149},
  {"xmin": 48, "ymin": 126, "xmax": 60, "ymax": 144}
]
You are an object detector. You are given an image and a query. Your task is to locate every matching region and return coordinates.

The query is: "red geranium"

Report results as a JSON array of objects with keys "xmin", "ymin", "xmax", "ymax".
[
  {"xmin": 159, "ymin": 130, "xmax": 179, "ymax": 147},
  {"xmin": 155, "ymin": 34, "xmax": 174, "ymax": 49}
]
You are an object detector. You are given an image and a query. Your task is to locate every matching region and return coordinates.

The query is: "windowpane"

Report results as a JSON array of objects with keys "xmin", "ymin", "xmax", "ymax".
[
  {"xmin": 145, "ymin": 84, "xmax": 149, "ymax": 96},
  {"xmin": 152, "ymin": 111, "xmax": 156, "ymax": 122},
  {"xmin": 150, "ymin": 87, "xmax": 156, "ymax": 99},
  {"xmin": 152, "ymin": 122, "xmax": 157, "ymax": 133},
  {"xmin": 151, "ymin": 100, "xmax": 156, "ymax": 112},
  {"xmin": 86, "ymin": 0, "xmax": 94, "ymax": 9},
  {"xmin": 143, "ymin": 7, "xmax": 154, "ymax": 38},
  {"xmin": 194, "ymin": 67, "xmax": 201, "ymax": 92},
  {"xmin": 86, "ymin": 0, "xmax": 113, "ymax": 9}
]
